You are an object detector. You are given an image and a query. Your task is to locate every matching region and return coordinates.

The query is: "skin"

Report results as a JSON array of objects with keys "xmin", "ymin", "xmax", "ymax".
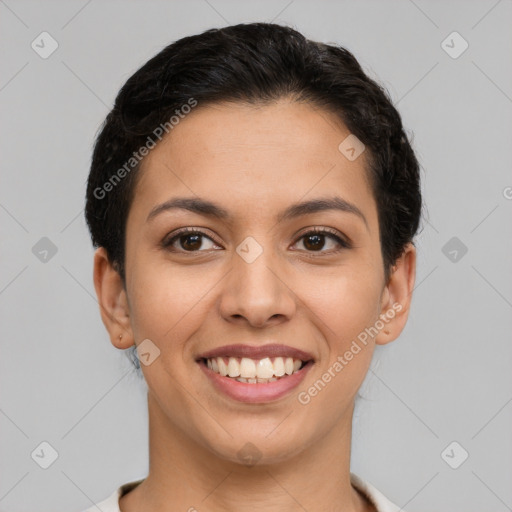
[{"xmin": 93, "ymin": 98, "xmax": 416, "ymax": 512}]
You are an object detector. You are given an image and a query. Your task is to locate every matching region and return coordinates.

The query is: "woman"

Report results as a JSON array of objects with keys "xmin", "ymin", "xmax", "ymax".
[{"xmin": 83, "ymin": 22, "xmax": 420, "ymax": 512}]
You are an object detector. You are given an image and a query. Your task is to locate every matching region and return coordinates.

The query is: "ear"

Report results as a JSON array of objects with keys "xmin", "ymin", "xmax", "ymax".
[
  {"xmin": 374, "ymin": 242, "xmax": 416, "ymax": 346},
  {"xmin": 93, "ymin": 247, "xmax": 133, "ymax": 349}
]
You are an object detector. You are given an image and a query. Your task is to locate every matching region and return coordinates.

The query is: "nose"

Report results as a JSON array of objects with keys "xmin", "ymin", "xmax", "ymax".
[{"xmin": 218, "ymin": 240, "xmax": 296, "ymax": 328}]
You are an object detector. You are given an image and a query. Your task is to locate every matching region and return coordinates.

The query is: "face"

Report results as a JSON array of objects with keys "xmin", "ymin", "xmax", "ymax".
[{"xmin": 94, "ymin": 99, "xmax": 415, "ymax": 465}]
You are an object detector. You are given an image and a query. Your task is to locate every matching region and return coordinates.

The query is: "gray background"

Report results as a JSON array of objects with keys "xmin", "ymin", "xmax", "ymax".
[{"xmin": 1, "ymin": 0, "xmax": 511, "ymax": 511}]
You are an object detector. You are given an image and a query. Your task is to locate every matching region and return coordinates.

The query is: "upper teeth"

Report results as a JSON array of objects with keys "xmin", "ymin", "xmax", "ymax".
[{"xmin": 206, "ymin": 356, "xmax": 303, "ymax": 378}]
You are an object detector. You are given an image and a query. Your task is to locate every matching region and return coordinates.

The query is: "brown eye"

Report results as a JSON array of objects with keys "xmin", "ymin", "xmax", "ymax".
[
  {"xmin": 294, "ymin": 228, "xmax": 350, "ymax": 254},
  {"xmin": 178, "ymin": 233, "xmax": 203, "ymax": 251},
  {"xmin": 163, "ymin": 229, "xmax": 221, "ymax": 253},
  {"xmin": 302, "ymin": 233, "xmax": 326, "ymax": 251}
]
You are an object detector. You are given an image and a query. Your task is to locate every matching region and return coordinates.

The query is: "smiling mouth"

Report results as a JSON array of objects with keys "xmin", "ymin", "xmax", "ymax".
[{"xmin": 199, "ymin": 356, "xmax": 309, "ymax": 384}]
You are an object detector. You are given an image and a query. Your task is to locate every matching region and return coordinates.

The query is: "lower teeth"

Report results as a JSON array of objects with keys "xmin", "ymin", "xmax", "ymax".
[{"xmin": 232, "ymin": 376, "xmax": 281, "ymax": 383}]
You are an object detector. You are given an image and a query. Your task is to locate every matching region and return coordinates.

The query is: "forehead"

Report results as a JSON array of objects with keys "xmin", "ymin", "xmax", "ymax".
[{"xmin": 131, "ymin": 99, "xmax": 377, "ymax": 228}]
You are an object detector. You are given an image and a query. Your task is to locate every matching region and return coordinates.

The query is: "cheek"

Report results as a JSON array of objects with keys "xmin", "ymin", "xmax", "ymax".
[
  {"xmin": 329, "ymin": 280, "xmax": 380, "ymax": 341},
  {"xmin": 298, "ymin": 264, "xmax": 382, "ymax": 344},
  {"xmin": 298, "ymin": 265, "xmax": 381, "ymax": 390},
  {"xmin": 294, "ymin": 271, "xmax": 381, "ymax": 416},
  {"xmin": 126, "ymin": 261, "xmax": 212, "ymax": 403},
  {"xmin": 127, "ymin": 257, "xmax": 218, "ymax": 351}
]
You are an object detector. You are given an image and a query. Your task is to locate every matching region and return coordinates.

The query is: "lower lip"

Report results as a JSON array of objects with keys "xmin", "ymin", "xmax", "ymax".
[{"xmin": 198, "ymin": 360, "xmax": 314, "ymax": 403}]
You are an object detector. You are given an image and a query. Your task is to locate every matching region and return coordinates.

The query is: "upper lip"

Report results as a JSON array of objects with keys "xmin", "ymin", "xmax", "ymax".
[{"xmin": 197, "ymin": 344, "xmax": 315, "ymax": 362}]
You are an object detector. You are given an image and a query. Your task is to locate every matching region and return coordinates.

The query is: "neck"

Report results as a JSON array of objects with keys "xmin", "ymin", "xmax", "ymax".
[{"xmin": 119, "ymin": 392, "xmax": 373, "ymax": 512}]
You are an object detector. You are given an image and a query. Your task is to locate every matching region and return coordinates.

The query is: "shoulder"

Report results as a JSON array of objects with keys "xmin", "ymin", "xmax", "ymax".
[
  {"xmin": 350, "ymin": 473, "xmax": 405, "ymax": 512},
  {"xmin": 80, "ymin": 479, "xmax": 145, "ymax": 512},
  {"xmin": 80, "ymin": 474, "xmax": 400, "ymax": 512}
]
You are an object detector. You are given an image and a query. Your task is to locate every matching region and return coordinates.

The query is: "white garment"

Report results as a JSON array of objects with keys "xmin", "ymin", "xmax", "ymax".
[{"xmin": 81, "ymin": 473, "xmax": 404, "ymax": 512}]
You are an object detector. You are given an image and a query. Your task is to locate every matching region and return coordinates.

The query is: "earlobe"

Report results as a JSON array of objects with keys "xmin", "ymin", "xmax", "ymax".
[
  {"xmin": 375, "ymin": 243, "xmax": 416, "ymax": 346},
  {"xmin": 93, "ymin": 247, "xmax": 133, "ymax": 349}
]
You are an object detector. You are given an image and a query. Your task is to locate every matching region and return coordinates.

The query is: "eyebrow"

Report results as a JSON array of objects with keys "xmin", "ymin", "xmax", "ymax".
[{"xmin": 146, "ymin": 195, "xmax": 368, "ymax": 229}]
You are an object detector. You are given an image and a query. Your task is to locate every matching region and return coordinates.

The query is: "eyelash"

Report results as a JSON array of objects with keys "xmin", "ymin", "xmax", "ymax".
[{"xmin": 161, "ymin": 226, "xmax": 351, "ymax": 256}]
